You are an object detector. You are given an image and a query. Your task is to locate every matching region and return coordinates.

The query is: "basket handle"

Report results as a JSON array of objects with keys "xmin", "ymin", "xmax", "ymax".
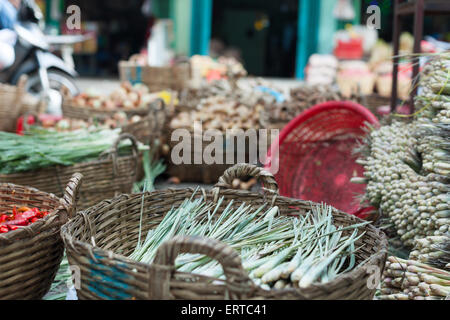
[
  {"xmin": 60, "ymin": 173, "xmax": 83, "ymax": 221},
  {"xmin": 212, "ymin": 164, "xmax": 279, "ymax": 202},
  {"xmin": 151, "ymin": 235, "xmax": 254, "ymax": 300},
  {"xmin": 16, "ymin": 75, "xmax": 27, "ymax": 96},
  {"xmin": 112, "ymin": 133, "xmax": 139, "ymax": 159},
  {"xmin": 60, "ymin": 86, "xmax": 73, "ymax": 100},
  {"xmin": 98, "ymin": 133, "xmax": 140, "ymax": 177},
  {"xmin": 99, "ymin": 133, "xmax": 139, "ymax": 160}
]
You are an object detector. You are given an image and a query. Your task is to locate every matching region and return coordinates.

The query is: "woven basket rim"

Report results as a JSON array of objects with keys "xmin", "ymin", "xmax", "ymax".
[
  {"xmin": 62, "ymin": 100, "xmax": 150, "ymax": 116},
  {"xmin": 61, "ymin": 186, "xmax": 388, "ymax": 295}
]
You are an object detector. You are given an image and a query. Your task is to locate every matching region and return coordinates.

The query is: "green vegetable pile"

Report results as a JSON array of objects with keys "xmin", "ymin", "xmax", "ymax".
[
  {"xmin": 130, "ymin": 192, "xmax": 370, "ymax": 290},
  {"xmin": 0, "ymin": 128, "xmax": 140, "ymax": 174}
]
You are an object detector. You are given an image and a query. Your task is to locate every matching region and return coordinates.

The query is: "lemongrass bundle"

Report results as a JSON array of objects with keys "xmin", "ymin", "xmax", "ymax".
[
  {"xmin": 130, "ymin": 191, "xmax": 370, "ymax": 290},
  {"xmin": 352, "ymin": 53, "xmax": 450, "ymax": 247},
  {"xmin": 409, "ymin": 234, "xmax": 450, "ymax": 270},
  {"xmin": 378, "ymin": 256, "xmax": 450, "ymax": 300}
]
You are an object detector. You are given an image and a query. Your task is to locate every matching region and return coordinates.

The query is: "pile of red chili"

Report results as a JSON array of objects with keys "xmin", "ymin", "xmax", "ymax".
[{"xmin": 0, "ymin": 207, "xmax": 50, "ymax": 233}]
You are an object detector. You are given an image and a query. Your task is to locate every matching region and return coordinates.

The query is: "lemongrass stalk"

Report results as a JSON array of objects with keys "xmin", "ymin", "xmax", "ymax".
[
  {"xmin": 290, "ymin": 255, "xmax": 316, "ymax": 282},
  {"xmin": 274, "ymin": 279, "xmax": 287, "ymax": 290},
  {"xmin": 281, "ymin": 248, "xmax": 303, "ymax": 279},
  {"xmin": 377, "ymin": 293, "xmax": 410, "ymax": 300},
  {"xmin": 429, "ymin": 284, "xmax": 450, "ymax": 296},
  {"xmin": 242, "ymin": 256, "xmax": 274, "ymax": 272},
  {"xmin": 419, "ymin": 273, "xmax": 450, "ymax": 286},
  {"xmin": 253, "ymin": 247, "xmax": 293, "ymax": 278},
  {"xmin": 261, "ymin": 262, "xmax": 290, "ymax": 284},
  {"xmin": 298, "ymin": 229, "xmax": 362, "ymax": 288}
]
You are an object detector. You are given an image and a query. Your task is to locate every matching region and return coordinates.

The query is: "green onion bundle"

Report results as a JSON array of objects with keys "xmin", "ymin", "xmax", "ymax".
[
  {"xmin": 132, "ymin": 149, "xmax": 166, "ymax": 193},
  {"xmin": 130, "ymin": 192, "xmax": 370, "ymax": 290},
  {"xmin": 0, "ymin": 128, "xmax": 142, "ymax": 174}
]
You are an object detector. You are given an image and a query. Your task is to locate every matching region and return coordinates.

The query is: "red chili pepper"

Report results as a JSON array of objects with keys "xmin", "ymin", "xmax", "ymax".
[
  {"xmin": 0, "ymin": 207, "xmax": 47, "ymax": 233},
  {"xmin": 3, "ymin": 218, "xmax": 28, "ymax": 226},
  {"xmin": 18, "ymin": 210, "xmax": 38, "ymax": 221},
  {"xmin": 18, "ymin": 207, "xmax": 31, "ymax": 213}
]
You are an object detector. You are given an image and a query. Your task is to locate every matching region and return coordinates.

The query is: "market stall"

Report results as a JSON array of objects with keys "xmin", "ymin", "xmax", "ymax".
[{"xmin": 0, "ymin": 0, "xmax": 448, "ymax": 304}]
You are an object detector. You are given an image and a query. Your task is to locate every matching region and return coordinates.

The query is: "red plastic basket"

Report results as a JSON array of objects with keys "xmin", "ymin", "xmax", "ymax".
[{"xmin": 264, "ymin": 101, "xmax": 379, "ymax": 217}]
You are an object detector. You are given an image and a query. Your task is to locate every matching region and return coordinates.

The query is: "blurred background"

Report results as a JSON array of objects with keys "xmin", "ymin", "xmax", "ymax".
[{"xmin": 31, "ymin": 0, "xmax": 450, "ymax": 79}]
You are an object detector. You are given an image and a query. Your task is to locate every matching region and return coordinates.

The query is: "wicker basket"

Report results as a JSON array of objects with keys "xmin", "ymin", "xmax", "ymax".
[
  {"xmin": 61, "ymin": 163, "xmax": 388, "ymax": 300},
  {"xmin": 0, "ymin": 134, "xmax": 139, "ymax": 210},
  {"xmin": 165, "ymin": 129, "xmax": 272, "ymax": 184},
  {"xmin": 0, "ymin": 173, "xmax": 82, "ymax": 299},
  {"xmin": 24, "ymin": 99, "xmax": 165, "ymax": 146},
  {"xmin": 119, "ymin": 60, "xmax": 191, "ymax": 92},
  {"xmin": 0, "ymin": 77, "xmax": 27, "ymax": 132},
  {"xmin": 20, "ymin": 106, "xmax": 160, "ymax": 183},
  {"xmin": 120, "ymin": 98, "xmax": 167, "ymax": 145},
  {"xmin": 61, "ymin": 101, "xmax": 151, "ymax": 122},
  {"xmin": 61, "ymin": 86, "xmax": 154, "ymax": 122},
  {"xmin": 166, "ymin": 142, "xmax": 233, "ymax": 184}
]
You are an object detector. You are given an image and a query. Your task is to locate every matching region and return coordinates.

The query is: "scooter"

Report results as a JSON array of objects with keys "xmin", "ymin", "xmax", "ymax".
[{"xmin": 0, "ymin": 0, "xmax": 80, "ymax": 114}]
